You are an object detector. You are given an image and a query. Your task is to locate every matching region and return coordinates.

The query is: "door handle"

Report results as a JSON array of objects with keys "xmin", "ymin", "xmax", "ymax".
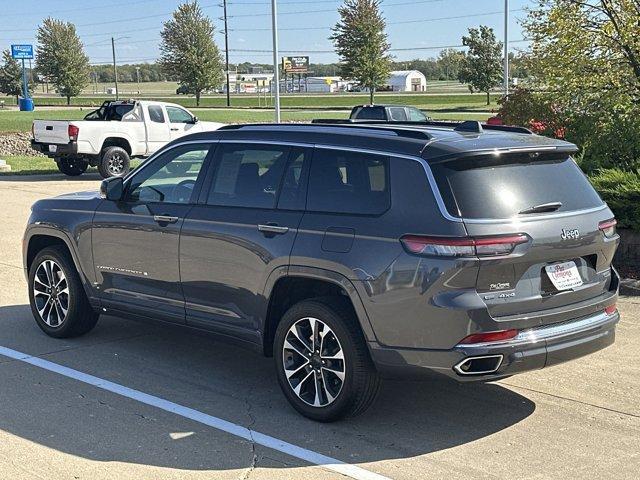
[
  {"xmin": 170, "ymin": 127, "xmax": 179, "ymax": 131},
  {"xmin": 258, "ymin": 224, "xmax": 289, "ymax": 235},
  {"xmin": 154, "ymin": 215, "xmax": 179, "ymax": 224}
]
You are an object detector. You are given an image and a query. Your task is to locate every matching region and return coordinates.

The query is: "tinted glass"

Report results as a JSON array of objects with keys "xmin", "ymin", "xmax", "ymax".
[
  {"xmin": 148, "ymin": 105, "xmax": 165, "ymax": 123},
  {"xmin": 307, "ymin": 149, "xmax": 390, "ymax": 215},
  {"xmin": 407, "ymin": 107, "xmax": 427, "ymax": 122},
  {"xmin": 431, "ymin": 155, "xmax": 604, "ymax": 219},
  {"xmin": 166, "ymin": 106, "xmax": 193, "ymax": 123},
  {"xmin": 354, "ymin": 106, "xmax": 386, "ymax": 120},
  {"xmin": 278, "ymin": 148, "xmax": 310, "ymax": 210},
  {"xmin": 127, "ymin": 144, "xmax": 210, "ymax": 204},
  {"xmin": 388, "ymin": 107, "xmax": 408, "ymax": 121},
  {"xmin": 206, "ymin": 144, "xmax": 289, "ymax": 209}
]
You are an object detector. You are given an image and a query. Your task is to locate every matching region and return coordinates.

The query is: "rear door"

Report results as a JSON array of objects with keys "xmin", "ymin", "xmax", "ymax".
[
  {"xmin": 430, "ymin": 152, "xmax": 618, "ymax": 326},
  {"xmin": 143, "ymin": 104, "xmax": 171, "ymax": 153},
  {"xmin": 180, "ymin": 142, "xmax": 311, "ymax": 341}
]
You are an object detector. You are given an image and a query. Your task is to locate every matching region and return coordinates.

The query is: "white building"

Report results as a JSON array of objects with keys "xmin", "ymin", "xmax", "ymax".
[
  {"xmin": 386, "ymin": 70, "xmax": 426, "ymax": 92},
  {"xmin": 306, "ymin": 76, "xmax": 343, "ymax": 93}
]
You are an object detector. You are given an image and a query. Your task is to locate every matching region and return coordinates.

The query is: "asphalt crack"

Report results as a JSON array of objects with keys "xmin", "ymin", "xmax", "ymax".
[{"xmin": 240, "ymin": 392, "xmax": 259, "ymax": 480}]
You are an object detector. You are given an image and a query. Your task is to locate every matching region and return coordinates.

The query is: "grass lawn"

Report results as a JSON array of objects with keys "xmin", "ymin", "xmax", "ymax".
[
  {"xmin": 0, "ymin": 156, "xmax": 143, "ymax": 176},
  {"xmin": 25, "ymin": 91, "xmax": 499, "ymax": 110},
  {"xmin": 0, "ymin": 107, "xmax": 489, "ymax": 133}
]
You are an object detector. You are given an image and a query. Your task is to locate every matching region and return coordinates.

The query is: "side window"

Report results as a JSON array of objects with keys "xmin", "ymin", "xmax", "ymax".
[
  {"xmin": 206, "ymin": 144, "xmax": 289, "ymax": 209},
  {"xmin": 148, "ymin": 105, "xmax": 165, "ymax": 123},
  {"xmin": 388, "ymin": 107, "xmax": 408, "ymax": 121},
  {"xmin": 406, "ymin": 107, "xmax": 427, "ymax": 122},
  {"xmin": 277, "ymin": 147, "xmax": 311, "ymax": 210},
  {"xmin": 307, "ymin": 149, "xmax": 390, "ymax": 215},
  {"xmin": 166, "ymin": 106, "xmax": 193, "ymax": 124},
  {"xmin": 354, "ymin": 107, "xmax": 386, "ymax": 120},
  {"xmin": 126, "ymin": 143, "xmax": 210, "ymax": 204}
]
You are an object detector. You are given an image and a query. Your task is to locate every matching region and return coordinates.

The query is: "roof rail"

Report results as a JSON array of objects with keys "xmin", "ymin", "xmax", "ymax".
[
  {"xmin": 311, "ymin": 118, "xmax": 534, "ymax": 135},
  {"xmin": 220, "ymin": 122, "xmax": 432, "ymax": 140}
]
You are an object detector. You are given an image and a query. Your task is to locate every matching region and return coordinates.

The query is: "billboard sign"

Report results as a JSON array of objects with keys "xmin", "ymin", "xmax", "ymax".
[
  {"xmin": 11, "ymin": 44, "xmax": 34, "ymax": 59},
  {"xmin": 282, "ymin": 56, "xmax": 309, "ymax": 74}
]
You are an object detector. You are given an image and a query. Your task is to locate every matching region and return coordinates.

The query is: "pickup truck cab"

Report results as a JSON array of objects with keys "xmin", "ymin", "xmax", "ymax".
[
  {"xmin": 31, "ymin": 100, "xmax": 224, "ymax": 178},
  {"xmin": 349, "ymin": 104, "xmax": 431, "ymax": 122}
]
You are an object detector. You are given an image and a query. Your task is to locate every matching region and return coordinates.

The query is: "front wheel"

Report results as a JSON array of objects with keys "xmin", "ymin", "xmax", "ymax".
[
  {"xmin": 28, "ymin": 246, "xmax": 99, "ymax": 338},
  {"xmin": 56, "ymin": 157, "xmax": 88, "ymax": 176},
  {"xmin": 98, "ymin": 146, "xmax": 130, "ymax": 178},
  {"xmin": 274, "ymin": 298, "xmax": 380, "ymax": 422}
]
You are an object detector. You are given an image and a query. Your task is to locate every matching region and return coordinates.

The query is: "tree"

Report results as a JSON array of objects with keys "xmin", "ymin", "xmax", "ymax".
[
  {"xmin": 437, "ymin": 48, "xmax": 465, "ymax": 80},
  {"xmin": 0, "ymin": 50, "xmax": 23, "ymax": 103},
  {"xmin": 36, "ymin": 18, "xmax": 90, "ymax": 105},
  {"xmin": 160, "ymin": 1, "xmax": 223, "ymax": 106},
  {"xmin": 330, "ymin": 0, "xmax": 391, "ymax": 104},
  {"xmin": 458, "ymin": 26, "xmax": 503, "ymax": 105}
]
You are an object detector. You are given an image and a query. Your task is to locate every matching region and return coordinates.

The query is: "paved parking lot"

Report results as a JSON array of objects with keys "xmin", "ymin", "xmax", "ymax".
[{"xmin": 0, "ymin": 174, "xmax": 638, "ymax": 480}]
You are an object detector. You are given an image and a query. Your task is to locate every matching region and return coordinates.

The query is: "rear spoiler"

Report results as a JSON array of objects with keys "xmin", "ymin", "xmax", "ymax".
[{"xmin": 311, "ymin": 118, "xmax": 534, "ymax": 135}]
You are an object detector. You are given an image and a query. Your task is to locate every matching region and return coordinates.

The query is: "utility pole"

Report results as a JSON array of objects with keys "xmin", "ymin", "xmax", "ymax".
[
  {"xmin": 111, "ymin": 37, "xmax": 119, "ymax": 100},
  {"xmin": 223, "ymin": 0, "xmax": 231, "ymax": 107},
  {"xmin": 503, "ymin": 0, "xmax": 509, "ymax": 97},
  {"xmin": 271, "ymin": 0, "xmax": 280, "ymax": 122}
]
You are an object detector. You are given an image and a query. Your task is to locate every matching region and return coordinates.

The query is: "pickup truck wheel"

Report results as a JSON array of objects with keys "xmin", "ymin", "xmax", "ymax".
[
  {"xmin": 98, "ymin": 146, "xmax": 130, "ymax": 178},
  {"xmin": 274, "ymin": 298, "xmax": 380, "ymax": 422},
  {"xmin": 28, "ymin": 246, "xmax": 99, "ymax": 338},
  {"xmin": 57, "ymin": 158, "xmax": 88, "ymax": 176}
]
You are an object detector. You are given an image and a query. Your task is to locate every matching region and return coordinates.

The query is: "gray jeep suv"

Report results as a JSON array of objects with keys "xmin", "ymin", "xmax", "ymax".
[{"xmin": 23, "ymin": 121, "xmax": 620, "ymax": 421}]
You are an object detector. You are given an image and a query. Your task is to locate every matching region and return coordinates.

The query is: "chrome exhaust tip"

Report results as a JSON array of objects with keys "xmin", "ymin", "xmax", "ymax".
[{"xmin": 454, "ymin": 354, "xmax": 503, "ymax": 375}]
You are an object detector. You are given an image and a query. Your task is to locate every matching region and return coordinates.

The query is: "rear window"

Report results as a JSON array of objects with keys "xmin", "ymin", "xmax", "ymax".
[
  {"xmin": 353, "ymin": 106, "xmax": 386, "ymax": 120},
  {"xmin": 431, "ymin": 155, "xmax": 603, "ymax": 219}
]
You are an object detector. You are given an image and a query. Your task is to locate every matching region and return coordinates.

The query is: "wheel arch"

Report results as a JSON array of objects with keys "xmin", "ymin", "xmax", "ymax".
[
  {"xmin": 24, "ymin": 228, "xmax": 95, "ymax": 302},
  {"xmin": 261, "ymin": 266, "xmax": 377, "ymax": 357},
  {"xmin": 100, "ymin": 136, "xmax": 132, "ymax": 155}
]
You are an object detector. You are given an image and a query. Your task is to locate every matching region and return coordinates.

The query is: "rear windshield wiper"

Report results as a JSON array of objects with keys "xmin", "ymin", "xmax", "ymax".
[{"xmin": 518, "ymin": 202, "xmax": 563, "ymax": 215}]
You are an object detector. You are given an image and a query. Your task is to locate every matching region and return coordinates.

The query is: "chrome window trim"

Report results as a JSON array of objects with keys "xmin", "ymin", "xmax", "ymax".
[{"xmin": 125, "ymin": 137, "xmax": 603, "ymax": 225}]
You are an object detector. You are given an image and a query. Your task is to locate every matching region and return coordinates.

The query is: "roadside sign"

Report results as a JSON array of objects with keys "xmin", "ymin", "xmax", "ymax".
[
  {"xmin": 282, "ymin": 56, "xmax": 309, "ymax": 74},
  {"xmin": 11, "ymin": 44, "xmax": 34, "ymax": 59}
]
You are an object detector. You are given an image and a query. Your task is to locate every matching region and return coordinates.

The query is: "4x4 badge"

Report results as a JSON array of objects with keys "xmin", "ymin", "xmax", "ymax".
[{"xmin": 561, "ymin": 228, "xmax": 580, "ymax": 240}]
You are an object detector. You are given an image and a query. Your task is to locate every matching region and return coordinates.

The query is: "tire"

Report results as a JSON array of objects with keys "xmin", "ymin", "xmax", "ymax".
[
  {"xmin": 274, "ymin": 297, "xmax": 380, "ymax": 422},
  {"xmin": 98, "ymin": 146, "xmax": 130, "ymax": 178},
  {"xmin": 56, "ymin": 157, "xmax": 88, "ymax": 176},
  {"xmin": 28, "ymin": 246, "xmax": 99, "ymax": 339},
  {"xmin": 164, "ymin": 161, "xmax": 191, "ymax": 175}
]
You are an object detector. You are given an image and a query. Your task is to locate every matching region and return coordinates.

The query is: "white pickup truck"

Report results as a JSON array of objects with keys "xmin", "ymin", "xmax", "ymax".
[{"xmin": 31, "ymin": 100, "xmax": 224, "ymax": 178}]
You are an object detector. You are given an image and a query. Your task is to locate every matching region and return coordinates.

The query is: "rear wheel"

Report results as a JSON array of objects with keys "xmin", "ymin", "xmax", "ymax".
[
  {"xmin": 28, "ymin": 246, "xmax": 99, "ymax": 338},
  {"xmin": 274, "ymin": 298, "xmax": 380, "ymax": 422},
  {"xmin": 98, "ymin": 146, "xmax": 130, "ymax": 178},
  {"xmin": 56, "ymin": 157, "xmax": 88, "ymax": 176}
]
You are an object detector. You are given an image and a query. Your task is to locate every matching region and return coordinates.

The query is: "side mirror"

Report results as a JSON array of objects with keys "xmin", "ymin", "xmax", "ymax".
[
  {"xmin": 100, "ymin": 177, "xmax": 123, "ymax": 201},
  {"xmin": 192, "ymin": 116, "xmax": 199, "ymax": 124}
]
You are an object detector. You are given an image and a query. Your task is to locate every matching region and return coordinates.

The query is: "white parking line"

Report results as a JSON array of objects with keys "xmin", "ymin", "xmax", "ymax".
[{"xmin": 0, "ymin": 345, "xmax": 390, "ymax": 480}]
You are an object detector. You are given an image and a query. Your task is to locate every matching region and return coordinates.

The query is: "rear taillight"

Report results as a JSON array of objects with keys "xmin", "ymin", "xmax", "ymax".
[
  {"xmin": 604, "ymin": 303, "xmax": 617, "ymax": 316},
  {"xmin": 400, "ymin": 234, "xmax": 528, "ymax": 257},
  {"xmin": 598, "ymin": 218, "xmax": 617, "ymax": 238},
  {"xmin": 458, "ymin": 329, "xmax": 519, "ymax": 345},
  {"xmin": 68, "ymin": 124, "xmax": 79, "ymax": 141}
]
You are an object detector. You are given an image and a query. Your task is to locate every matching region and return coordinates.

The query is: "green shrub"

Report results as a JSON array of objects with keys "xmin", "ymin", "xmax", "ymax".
[{"xmin": 588, "ymin": 168, "xmax": 640, "ymax": 231}]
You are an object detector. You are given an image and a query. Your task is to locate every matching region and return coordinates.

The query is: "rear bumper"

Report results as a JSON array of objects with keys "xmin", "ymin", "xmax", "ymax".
[
  {"xmin": 369, "ymin": 308, "xmax": 619, "ymax": 381},
  {"xmin": 31, "ymin": 140, "xmax": 78, "ymax": 156}
]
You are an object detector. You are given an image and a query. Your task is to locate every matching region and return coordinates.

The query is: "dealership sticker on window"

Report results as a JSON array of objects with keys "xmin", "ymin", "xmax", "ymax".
[{"xmin": 545, "ymin": 261, "xmax": 583, "ymax": 290}]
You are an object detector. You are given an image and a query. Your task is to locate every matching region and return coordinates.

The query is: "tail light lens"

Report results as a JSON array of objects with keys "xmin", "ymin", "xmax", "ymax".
[
  {"xmin": 68, "ymin": 124, "xmax": 79, "ymax": 141},
  {"xmin": 400, "ymin": 234, "xmax": 528, "ymax": 257},
  {"xmin": 458, "ymin": 329, "xmax": 519, "ymax": 345},
  {"xmin": 604, "ymin": 303, "xmax": 617, "ymax": 316},
  {"xmin": 598, "ymin": 218, "xmax": 617, "ymax": 238}
]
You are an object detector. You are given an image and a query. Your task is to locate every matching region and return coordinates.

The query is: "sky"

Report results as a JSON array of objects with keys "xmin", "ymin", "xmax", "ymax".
[{"xmin": 1, "ymin": 0, "xmax": 534, "ymax": 65}]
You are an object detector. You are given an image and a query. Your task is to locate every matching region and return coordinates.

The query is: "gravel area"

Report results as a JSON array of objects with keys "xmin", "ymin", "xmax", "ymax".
[{"xmin": 0, "ymin": 132, "xmax": 44, "ymax": 157}]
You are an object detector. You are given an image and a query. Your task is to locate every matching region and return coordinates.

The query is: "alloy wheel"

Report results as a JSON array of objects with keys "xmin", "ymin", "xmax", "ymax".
[
  {"xmin": 107, "ymin": 153, "xmax": 124, "ymax": 175},
  {"xmin": 282, "ymin": 317, "xmax": 345, "ymax": 407},
  {"xmin": 33, "ymin": 260, "xmax": 69, "ymax": 327}
]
